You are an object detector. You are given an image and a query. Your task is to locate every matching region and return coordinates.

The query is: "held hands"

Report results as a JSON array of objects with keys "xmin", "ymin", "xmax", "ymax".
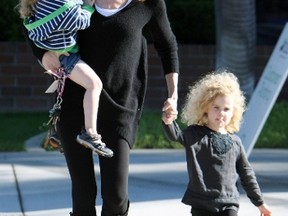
[
  {"xmin": 162, "ymin": 97, "xmax": 178, "ymax": 125},
  {"xmin": 258, "ymin": 203, "xmax": 272, "ymax": 216}
]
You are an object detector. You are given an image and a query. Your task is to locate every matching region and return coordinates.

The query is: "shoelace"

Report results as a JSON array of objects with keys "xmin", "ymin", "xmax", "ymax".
[{"xmin": 90, "ymin": 134, "xmax": 106, "ymax": 147}]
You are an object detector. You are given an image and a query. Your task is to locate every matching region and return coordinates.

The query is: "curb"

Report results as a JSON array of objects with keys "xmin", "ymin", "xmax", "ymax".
[{"xmin": 24, "ymin": 132, "xmax": 47, "ymax": 152}]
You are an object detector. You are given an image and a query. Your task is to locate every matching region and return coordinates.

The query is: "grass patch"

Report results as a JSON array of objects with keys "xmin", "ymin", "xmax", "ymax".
[
  {"xmin": 255, "ymin": 101, "xmax": 288, "ymax": 148},
  {"xmin": 0, "ymin": 101, "xmax": 287, "ymax": 151},
  {"xmin": 135, "ymin": 111, "xmax": 182, "ymax": 149},
  {"xmin": 0, "ymin": 112, "xmax": 48, "ymax": 151}
]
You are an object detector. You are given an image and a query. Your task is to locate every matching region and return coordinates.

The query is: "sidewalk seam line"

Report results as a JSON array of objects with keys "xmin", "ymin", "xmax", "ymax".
[{"xmin": 12, "ymin": 164, "xmax": 26, "ymax": 216}]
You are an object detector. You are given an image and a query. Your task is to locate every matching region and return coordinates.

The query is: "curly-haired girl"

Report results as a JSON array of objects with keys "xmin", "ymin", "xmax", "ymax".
[{"xmin": 162, "ymin": 71, "xmax": 272, "ymax": 216}]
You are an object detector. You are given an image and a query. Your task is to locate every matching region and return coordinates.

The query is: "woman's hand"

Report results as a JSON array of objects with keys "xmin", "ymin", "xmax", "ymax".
[{"xmin": 41, "ymin": 51, "xmax": 62, "ymax": 71}]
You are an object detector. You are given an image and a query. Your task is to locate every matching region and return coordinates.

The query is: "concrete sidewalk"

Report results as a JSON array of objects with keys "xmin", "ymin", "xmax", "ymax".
[{"xmin": 0, "ymin": 147, "xmax": 287, "ymax": 216}]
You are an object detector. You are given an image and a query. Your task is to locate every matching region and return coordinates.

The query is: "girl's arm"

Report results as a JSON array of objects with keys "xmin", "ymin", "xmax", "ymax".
[
  {"xmin": 235, "ymin": 140, "xmax": 268, "ymax": 209},
  {"xmin": 161, "ymin": 120, "xmax": 185, "ymax": 145}
]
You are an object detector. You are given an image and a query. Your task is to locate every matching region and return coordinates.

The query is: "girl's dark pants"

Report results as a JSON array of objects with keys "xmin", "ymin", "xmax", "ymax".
[{"xmin": 58, "ymin": 96, "xmax": 130, "ymax": 216}]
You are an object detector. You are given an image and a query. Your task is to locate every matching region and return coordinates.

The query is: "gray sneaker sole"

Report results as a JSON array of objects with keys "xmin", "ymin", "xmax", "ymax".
[{"xmin": 76, "ymin": 135, "xmax": 113, "ymax": 158}]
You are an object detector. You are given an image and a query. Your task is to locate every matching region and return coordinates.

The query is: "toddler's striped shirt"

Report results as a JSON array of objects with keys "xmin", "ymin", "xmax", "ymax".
[{"xmin": 24, "ymin": 0, "xmax": 95, "ymax": 53}]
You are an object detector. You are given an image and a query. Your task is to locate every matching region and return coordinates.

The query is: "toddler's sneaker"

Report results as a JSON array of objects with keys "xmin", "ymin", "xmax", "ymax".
[
  {"xmin": 46, "ymin": 126, "xmax": 64, "ymax": 153},
  {"xmin": 49, "ymin": 133, "xmax": 64, "ymax": 153},
  {"xmin": 76, "ymin": 130, "xmax": 113, "ymax": 158}
]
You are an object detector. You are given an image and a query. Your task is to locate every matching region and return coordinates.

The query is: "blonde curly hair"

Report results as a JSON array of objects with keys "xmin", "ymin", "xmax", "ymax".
[
  {"xmin": 181, "ymin": 70, "xmax": 246, "ymax": 133},
  {"xmin": 17, "ymin": 0, "xmax": 37, "ymax": 19}
]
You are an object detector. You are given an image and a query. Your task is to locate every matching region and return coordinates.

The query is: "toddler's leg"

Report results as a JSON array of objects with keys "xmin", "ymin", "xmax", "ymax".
[
  {"xmin": 69, "ymin": 59, "xmax": 102, "ymax": 135},
  {"xmin": 69, "ymin": 59, "xmax": 113, "ymax": 158}
]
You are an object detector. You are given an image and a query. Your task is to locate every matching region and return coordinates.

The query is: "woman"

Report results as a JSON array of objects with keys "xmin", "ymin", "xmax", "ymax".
[{"xmin": 24, "ymin": 0, "xmax": 179, "ymax": 215}]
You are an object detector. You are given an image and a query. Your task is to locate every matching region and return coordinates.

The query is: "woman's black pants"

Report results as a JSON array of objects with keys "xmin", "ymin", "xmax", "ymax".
[{"xmin": 59, "ymin": 106, "xmax": 130, "ymax": 216}]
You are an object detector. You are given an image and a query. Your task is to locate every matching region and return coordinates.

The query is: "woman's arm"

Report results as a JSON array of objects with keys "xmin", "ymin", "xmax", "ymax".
[
  {"xmin": 147, "ymin": 0, "xmax": 179, "ymax": 75},
  {"xmin": 147, "ymin": 0, "xmax": 179, "ymax": 123}
]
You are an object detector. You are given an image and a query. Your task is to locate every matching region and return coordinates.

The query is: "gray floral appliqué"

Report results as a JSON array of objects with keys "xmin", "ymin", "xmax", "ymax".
[{"xmin": 210, "ymin": 133, "xmax": 233, "ymax": 155}]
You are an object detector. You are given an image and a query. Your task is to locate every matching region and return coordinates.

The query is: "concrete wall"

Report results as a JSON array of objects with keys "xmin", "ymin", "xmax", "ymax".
[{"xmin": 0, "ymin": 42, "xmax": 286, "ymax": 112}]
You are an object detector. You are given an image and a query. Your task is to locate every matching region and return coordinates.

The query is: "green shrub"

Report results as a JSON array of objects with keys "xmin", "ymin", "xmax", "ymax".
[
  {"xmin": 166, "ymin": 0, "xmax": 215, "ymax": 44},
  {"xmin": 0, "ymin": 0, "xmax": 24, "ymax": 41}
]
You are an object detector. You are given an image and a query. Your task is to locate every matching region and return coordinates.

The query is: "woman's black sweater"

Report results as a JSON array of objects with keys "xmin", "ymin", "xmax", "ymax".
[{"xmin": 27, "ymin": 0, "xmax": 179, "ymax": 146}]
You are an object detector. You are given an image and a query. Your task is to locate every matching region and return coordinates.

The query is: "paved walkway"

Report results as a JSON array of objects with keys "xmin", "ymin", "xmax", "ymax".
[{"xmin": 0, "ymin": 143, "xmax": 287, "ymax": 216}]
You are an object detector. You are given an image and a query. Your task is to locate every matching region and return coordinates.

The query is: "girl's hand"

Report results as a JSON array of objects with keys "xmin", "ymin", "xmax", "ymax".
[{"xmin": 258, "ymin": 203, "xmax": 272, "ymax": 216}]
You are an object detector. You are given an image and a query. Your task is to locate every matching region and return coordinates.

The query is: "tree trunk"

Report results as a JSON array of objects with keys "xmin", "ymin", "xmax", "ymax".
[{"xmin": 215, "ymin": 0, "xmax": 256, "ymax": 100}]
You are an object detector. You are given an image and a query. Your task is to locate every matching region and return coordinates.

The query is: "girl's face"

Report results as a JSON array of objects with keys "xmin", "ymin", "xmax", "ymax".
[{"xmin": 206, "ymin": 94, "xmax": 234, "ymax": 133}]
